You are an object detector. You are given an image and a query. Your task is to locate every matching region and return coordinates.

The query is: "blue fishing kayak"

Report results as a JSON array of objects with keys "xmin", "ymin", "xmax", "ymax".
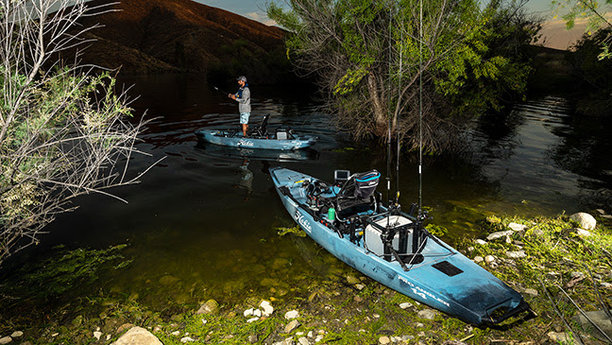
[
  {"xmin": 195, "ymin": 129, "xmax": 316, "ymax": 151},
  {"xmin": 269, "ymin": 167, "xmax": 531, "ymax": 326}
]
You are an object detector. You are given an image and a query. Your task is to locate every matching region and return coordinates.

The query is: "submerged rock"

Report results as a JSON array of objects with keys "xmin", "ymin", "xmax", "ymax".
[
  {"xmin": 196, "ymin": 299, "xmax": 219, "ymax": 315},
  {"xmin": 473, "ymin": 256, "xmax": 484, "ymax": 263},
  {"xmin": 9, "ymin": 332, "xmax": 22, "ymax": 339},
  {"xmin": 0, "ymin": 337, "xmax": 11, "ymax": 345},
  {"xmin": 111, "ymin": 326, "xmax": 162, "ymax": 345},
  {"xmin": 506, "ymin": 250, "xmax": 527, "ymax": 259},
  {"xmin": 485, "ymin": 255, "xmax": 496, "ymax": 264},
  {"xmin": 574, "ymin": 310, "xmax": 612, "ymax": 340},
  {"xmin": 570, "ymin": 212, "xmax": 596, "ymax": 230},
  {"xmin": 508, "ymin": 222, "xmax": 527, "ymax": 231},
  {"xmin": 487, "ymin": 230, "xmax": 513, "ymax": 241},
  {"xmin": 285, "ymin": 310, "xmax": 299, "ymax": 320},
  {"xmin": 417, "ymin": 309, "xmax": 438, "ymax": 320},
  {"xmin": 547, "ymin": 331, "xmax": 572, "ymax": 343},
  {"xmin": 285, "ymin": 319, "xmax": 301, "ymax": 333},
  {"xmin": 378, "ymin": 336, "xmax": 391, "ymax": 344},
  {"xmin": 399, "ymin": 302, "xmax": 413, "ymax": 309}
]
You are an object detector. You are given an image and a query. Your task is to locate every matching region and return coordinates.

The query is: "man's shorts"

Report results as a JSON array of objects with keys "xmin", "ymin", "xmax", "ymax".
[{"xmin": 240, "ymin": 112, "xmax": 250, "ymax": 125}]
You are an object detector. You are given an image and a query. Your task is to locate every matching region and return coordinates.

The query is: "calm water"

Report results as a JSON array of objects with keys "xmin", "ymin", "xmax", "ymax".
[{"xmin": 3, "ymin": 73, "xmax": 611, "ymax": 313}]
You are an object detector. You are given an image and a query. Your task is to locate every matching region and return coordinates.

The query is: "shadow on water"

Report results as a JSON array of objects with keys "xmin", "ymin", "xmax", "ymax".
[{"xmin": 2, "ymin": 74, "xmax": 611, "ymax": 326}]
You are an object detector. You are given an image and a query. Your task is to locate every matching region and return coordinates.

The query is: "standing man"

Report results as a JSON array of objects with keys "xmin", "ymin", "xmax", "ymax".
[{"xmin": 229, "ymin": 75, "xmax": 251, "ymax": 137}]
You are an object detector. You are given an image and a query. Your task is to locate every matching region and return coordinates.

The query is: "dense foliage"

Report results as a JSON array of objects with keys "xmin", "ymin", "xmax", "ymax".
[
  {"xmin": 0, "ymin": 0, "xmax": 152, "ymax": 266},
  {"xmin": 268, "ymin": 0, "xmax": 539, "ymax": 151}
]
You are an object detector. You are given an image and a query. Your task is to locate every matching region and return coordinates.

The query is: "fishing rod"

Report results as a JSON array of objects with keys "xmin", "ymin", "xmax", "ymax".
[{"xmin": 213, "ymin": 86, "xmax": 232, "ymax": 96}]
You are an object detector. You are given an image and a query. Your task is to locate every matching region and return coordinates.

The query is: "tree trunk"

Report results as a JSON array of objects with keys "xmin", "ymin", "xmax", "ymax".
[{"xmin": 367, "ymin": 72, "xmax": 387, "ymax": 136}]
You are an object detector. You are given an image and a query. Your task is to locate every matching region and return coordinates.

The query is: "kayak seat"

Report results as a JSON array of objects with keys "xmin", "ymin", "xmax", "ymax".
[
  {"xmin": 334, "ymin": 170, "xmax": 380, "ymax": 218},
  {"xmin": 250, "ymin": 114, "xmax": 270, "ymax": 137}
]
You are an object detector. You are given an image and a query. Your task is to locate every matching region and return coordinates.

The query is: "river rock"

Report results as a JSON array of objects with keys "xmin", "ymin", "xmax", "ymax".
[
  {"xmin": 574, "ymin": 310, "xmax": 612, "ymax": 340},
  {"xmin": 570, "ymin": 212, "xmax": 596, "ymax": 230},
  {"xmin": 485, "ymin": 255, "xmax": 496, "ymax": 264},
  {"xmin": 547, "ymin": 331, "xmax": 571, "ymax": 343},
  {"xmin": 475, "ymin": 239, "xmax": 488, "ymax": 245},
  {"xmin": 0, "ymin": 337, "xmax": 11, "ymax": 345},
  {"xmin": 487, "ymin": 230, "xmax": 513, "ymax": 241},
  {"xmin": 246, "ymin": 317, "xmax": 259, "ymax": 323},
  {"xmin": 596, "ymin": 209, "xmax": 605, "ymax": 215},
  {"xmin": 260, "ymin": 300, "xmax": 274, "ymax": 316},
  {"xmin": 111, "ymin": 326, "xmax": 163, "ymax": 345},
  {"xmin": 524, "ymin": 288, "xmax": 538, "ymax": 296},
  {"xmin": 298, "ymin": 337, "xmax": 310, "ymax": 345},
  {"xmin": 378, "ymin": 336, "xmax": 391, "ymax": 344},
  {"xmin": 285, "ymin": 320, "xmax": 301, "ymax": 333},
  {"xmin": 399, "ymin": 302, "xmax": 413, "ymax": 309},
  {"xmin": 285, "ymin": 310, "xmax": 299, "ymax": 320},
  {"xmin": 180, "ymin": 336, "xmax": 195, "ymax": 343},
  {"xmin": 244, "ymin": 308, "xmax": 255, "ymax": 317},
  {"xmin": 93, "ymin": 331, "xmax": 102, "ymax": 340},
  {"xmin": 9, "ymin": 332, "xmax": 22, "ymax": 339},
  {"xmin": 417, "ymin": 309, "xmax": 438, "ymax": 320},
  {"xmin": 508, "ymin": 222, "xmax": 527, "ymax": 231},
  {"xmin": 196, "ymin": 299, "xmax": 219, "ymax": 315},
  {"xmin": 506, "ymin": 250, "xmax": 526, "ymax": 258},
  {"xmin": 355, "ymin": 283, "xmax": 366, "ymax": 290},
  {"xmin": 158, "ymin": 275, "xmax": 179, "ymax": 286},
  {"xmin": 346, "ymin": 275, "xmax": 360, "ymax": 285},
  {"xmin": 473, "ymin": 256, "xmax": 484, "ymax": 263}
]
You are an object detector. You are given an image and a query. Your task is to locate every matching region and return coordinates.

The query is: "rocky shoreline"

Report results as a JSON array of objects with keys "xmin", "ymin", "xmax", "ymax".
[{"xmin": 1, "ymin": 211, "xmax": 611, "ymax": 344}]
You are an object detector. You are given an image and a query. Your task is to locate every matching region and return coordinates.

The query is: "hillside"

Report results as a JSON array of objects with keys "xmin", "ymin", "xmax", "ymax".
[{"xmin": 74, "ymin": 0, "xmax": 293, "ymax": 83}]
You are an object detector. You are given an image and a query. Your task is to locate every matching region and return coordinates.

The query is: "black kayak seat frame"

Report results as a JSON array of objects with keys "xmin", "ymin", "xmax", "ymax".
[
  {"xmin": 333, "ymin": 170, "xmax": 381, "ymax": 219},
  {"xmin": 250, "ymin": 114, "xmax": 270, "ymax": 137}
]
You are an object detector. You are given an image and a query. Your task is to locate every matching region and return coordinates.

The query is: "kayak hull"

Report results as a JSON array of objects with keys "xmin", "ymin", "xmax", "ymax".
[
  {"xmin": 269, "ymin": 167, "xmax": 530, "ymax": 326},
  {"xmin": 196, "ymin": 129, "xmax": 316, "ymax": 151}
]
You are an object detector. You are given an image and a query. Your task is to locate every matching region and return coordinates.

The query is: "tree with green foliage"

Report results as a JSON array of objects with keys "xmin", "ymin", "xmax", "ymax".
[
  {"xmin": 268, "ymin": 0, "xmax": 538, "ymax": 151},
  {"xmin": 552, "ymin": 0, "xmax": 611, "ymax": 60},
  {"xmin": 0, "ymin": 0, "xmax": 158, "ymax": 266}
]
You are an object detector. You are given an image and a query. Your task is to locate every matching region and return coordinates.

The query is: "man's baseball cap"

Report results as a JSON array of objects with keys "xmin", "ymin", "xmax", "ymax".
[{"xmin": 237, "ymin": 75, "xmax": 247, "ymax": 82}]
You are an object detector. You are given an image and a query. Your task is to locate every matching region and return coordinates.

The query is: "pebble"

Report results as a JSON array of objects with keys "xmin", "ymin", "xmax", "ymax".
[
  {"xmin": 378, "ymin": 336, "xmax": 391, "ymax": 344},
  {"xmin": 315, "ymin": 334, "xmax": 324, "ymax": 342},
  {"xmin": 10, "ymin": 332, "xmax": 22, "ymax": 338},
  {"xmin": 508, "ymin": 222, "xmax": 527, "ymax": 231},
  {"xmin": 473, "ymin": 256, "xmax": 484, "ymax": 263},
  {"xmin": 260, "ymin": 300, "xmax": 274, "ymax": 316},
  {"xmin": 595, "ymin": 209, "xmax": 605, "ymax": 215},
  {"xmin": 93, "ymin": 331, "xmax": 102, "ymax": 340},
  {"xmin": 417, "ymin": 309, "xmax": 438, "ymax": 320},
  {"xmin": 180, "ymin": 336, "xmax": 195, "ymax": 343},
  {"xmin": 285, "ymin": 310, "xmax": 300, "ymax": 319},
  {"xmin": 475, "ymin": 239, "xmax": 488, "ymax": 245},
  {"xmin": 246, "ymin": 317, "xmax": 259, "ymax": 323},
  {"xmin": 285, "ymin": 319, "xmax": 301, "ymax": 333},
  {"xmin": 524, "ymin": 288, "xmax": 538, "ymax": 296},
  {"xmin": 570, "ymin": 212, "xmax": 596, "ymax": 230},
  {"xmin": 244, "ymin": 308, "xmax": 254, "ymax": 317},
  {"xmin": 298, "ymin": 337, "xmax": 310, "ymax": 345},
  {"xmin": 416, "ymin": 323, "xmax": 424, "ymax": 328},
  {"xmin": 171, "ymin": 331, "xmax": 181, "ymax": 336},
  {"xmin": 355, "ymin": 283, "xmax": 366, "ymax": 290},
  {"xmin": 248, "ymin": 334, "xmax": 258, "ymax": 343},
  {"xmin": 399, "ymin": 302, "xmax": 413, "ymax": 309},
  {"xmin": 506, "ymin": 250, "xmax": 526, "ymax": 258},
  {"xmin": 253, "ymin": 309, "xmax": 262, "ymax": 317},
  {"xmin": 487, "ymin": 230, "xmax": 513, "ymax": 241},
  {"xmin": 547, "ymin": 331, "xmax": 571, "ymax": 343},
  {"xmin": 51, "ymin": 333, "xmax": 59, "ymax": 337},
  {"xmin": 485, "ymin": 255, "xmax": 496, "ymax": 264},
  {"xmin": 0, "ymin": 337, "xmax": 11, "ymax": 345}
]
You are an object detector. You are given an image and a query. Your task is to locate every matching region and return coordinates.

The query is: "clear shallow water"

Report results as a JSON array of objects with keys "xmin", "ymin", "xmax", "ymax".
[{"xmin": 2, "ymin": 74, "xmax": 611, "ymax": 314}]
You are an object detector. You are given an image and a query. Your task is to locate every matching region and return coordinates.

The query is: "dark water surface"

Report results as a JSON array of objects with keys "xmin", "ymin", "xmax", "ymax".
[{"xmin": 3, "ymin": 74, "xmax": 611, "ymax": 314}]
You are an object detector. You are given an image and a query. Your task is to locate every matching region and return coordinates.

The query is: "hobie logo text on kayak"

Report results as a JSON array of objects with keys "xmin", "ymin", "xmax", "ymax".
[
  {"xmin": 238, "ymin": 140, "xmax": 254, "ymax": 147},
  {"xmin": 295, "ymin": 210, "xmax": 312, "ymax": 233}
]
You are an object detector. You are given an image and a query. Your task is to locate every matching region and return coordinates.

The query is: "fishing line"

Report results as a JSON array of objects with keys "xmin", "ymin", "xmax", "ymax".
[
  {"xmin": 418, "ymin": 0, "xmax": 423, "ymax": 214},
  {"xmin": 395, "ymin": 2, "xmax": 403, "ymax": 206},
  {"xmin": 386, "ymin": 1, "xmax": 393, "ymax": 208}
]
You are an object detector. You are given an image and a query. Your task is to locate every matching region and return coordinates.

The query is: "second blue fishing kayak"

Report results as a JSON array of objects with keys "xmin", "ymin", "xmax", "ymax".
[{"xmin": 195, "ymin": 129, "xmax": 317, "ymax": 151}]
